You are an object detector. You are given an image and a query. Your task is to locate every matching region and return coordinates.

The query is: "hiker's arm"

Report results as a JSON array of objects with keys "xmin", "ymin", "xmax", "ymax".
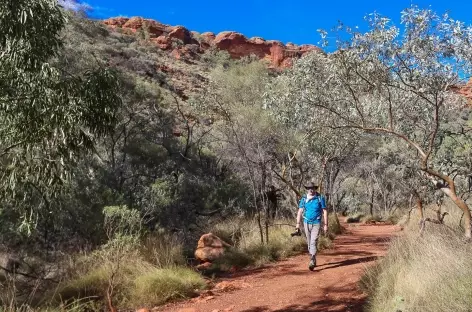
[
  {"xmin": 296, "ymin": 197, "xmax": 304, "ymax": 229},
  {"xmin": 323, "ymin": 209, "xmax": 328, "ymax": 227},
  {"xmin": 321, "ymin": 196, "xmax": 328, "ymax": 231},
  {"xmin": 296, "ymin": 208, "xmax": 303, "ymax": 229}
]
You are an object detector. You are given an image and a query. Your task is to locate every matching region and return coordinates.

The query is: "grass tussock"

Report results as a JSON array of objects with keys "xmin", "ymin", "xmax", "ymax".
[
  {"xmin": 346, "ymin": 212, "xmax": 400, "ymax": 225},
  {"xmin": 140, "ymin": 231, "xmax": 187, "ymax": 267},
  {"xmin": 361, "ymin": 222, "xmax": 472, "ymax": 312},
  {"xmin": 54, "ymin": 258, "xmax": 205, "ymax": 309},
  {"xmin": 129, "ymin": 266, "xmax": 206, "ymax": 306},
  {"xmin": 48, "ymin": 234, "xmax": 205, "ymax": 311}
]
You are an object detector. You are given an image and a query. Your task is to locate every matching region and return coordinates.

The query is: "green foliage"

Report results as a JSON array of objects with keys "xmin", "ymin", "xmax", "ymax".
[
  {"xmin": 266, "ymin": 6, "xmax": 472, "ymax": 236},
  {"xmin": 0, "ymin": 0, "xmax": 121, "ymax": 220},
  {"xmin": 52, "ymin": 217, "xmax": 193, "ymax": 309},
  {"xmin": 0, "ymin": 0, "xmax": 65, "ymax": 70},
  {"xmin": 201, "ymin": 48, "xmax": 232, "ymax": 67},
  {"xmin": 149, "ymin": 179, "xmax": 177, "ymax": 209},
  {"xmin": 103, "ymin": 205, "xmax": 141, "ymax": 239}
]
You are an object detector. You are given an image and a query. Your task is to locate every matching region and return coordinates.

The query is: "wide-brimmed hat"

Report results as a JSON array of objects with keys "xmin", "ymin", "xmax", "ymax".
[{"xmin": 304, "ymin": 182, "xmax": 318, "ymax": 189}]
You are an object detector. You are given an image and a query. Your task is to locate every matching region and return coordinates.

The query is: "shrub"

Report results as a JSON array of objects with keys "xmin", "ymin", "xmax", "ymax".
[
  {"xmin": 383, "ymin": 214, "xmax": 400, "ymax": 224},
  {"xmin": 211, "ymin": 248, "xmax": 253, "ymax": 271},
  {"xmin": 209, "ymin": 218, "xmax": 244, "ymax": 246},
  {"xmin": 346, "ymin": 213, "xmax": 364, "ymax": 223},
  {"xmin": 328, "ymin": 213, "xmax": 344, "ymax": 234},
  {"xmin": 317, "ymin": 235, "xmax": 333, "ymax": 251}
]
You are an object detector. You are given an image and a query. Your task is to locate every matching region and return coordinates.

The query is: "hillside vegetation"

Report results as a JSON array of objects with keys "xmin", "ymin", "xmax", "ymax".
[{"xmin": 2, "ymin": 1, "xmax": 472, "ymax": 311}]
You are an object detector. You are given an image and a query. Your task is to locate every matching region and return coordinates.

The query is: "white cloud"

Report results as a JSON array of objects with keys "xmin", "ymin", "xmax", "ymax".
[{"xmin": 58, "ymin": 0, "xmax": 92, "ymax": 12}]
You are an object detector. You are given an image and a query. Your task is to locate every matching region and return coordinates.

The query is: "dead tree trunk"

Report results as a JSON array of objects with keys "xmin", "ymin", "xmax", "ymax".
[
  {"xmin": 424, "ymin": 167, "xmax": 472, "ymax": 239},
  {"xmin": 369, "ymin": 189, "xmax": 375, "ymax": 217},
  {"xmin": 413, "ymin": 190, "xmax": 424, "ymax": 222}
]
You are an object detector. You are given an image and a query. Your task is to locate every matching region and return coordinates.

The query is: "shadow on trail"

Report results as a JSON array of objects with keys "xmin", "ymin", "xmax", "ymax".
[
  {"xmin": 241, "ymin": 283, "xmax": 367, "ymax": 311},
  {"xmin": 241, "ymin": 298, "xmax": 366, "ymax": 312},
  {"xmin": 316, "ymin": 255, "xmax": 379, "ymax": 272},
  {"xmin": 236, "ymin": 255, "xmax": 380, "ymax": 281},
  {"xmin": 321, "ymin": 250, "xmax": 375, "ymax": 257},
  {"xmin": 219, "ymin": 263, "xmax": 294, "ymax": 279}
]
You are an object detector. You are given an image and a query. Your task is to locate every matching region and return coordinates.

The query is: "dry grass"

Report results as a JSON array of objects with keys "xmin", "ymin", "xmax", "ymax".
[
  {"xmin": 209, "ymin": 218, "xmax": 307, "ymax": 269},
  {"xmin": 209, "ymin": 215, "xmax": 341, "ymax": 270},
  {"xmin": 128, "ymin": 265, "xmax": 206, "ymax": 306},
  {"xmin": 2, "ymin": 215, "xmax": 342, "ymax": 311},
  {"xmin": 42, "ymin": 232, "xmax": 205, "ymax": 311},
  {"xmin": 361, "ymin": 200, "xmax": 472, "ymax": 312},
  {"xmin": 53, "ymin": 257, "xmax": 205, "ymax": 310},
  {"xmin": 140, "ymin": 231, "xmax": 186, "ymax": 268}
]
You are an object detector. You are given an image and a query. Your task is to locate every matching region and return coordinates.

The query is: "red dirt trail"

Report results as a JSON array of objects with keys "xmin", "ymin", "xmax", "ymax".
[{"xmin": 156, "ymin": 223, "xmax": 401, "ymax": 312}]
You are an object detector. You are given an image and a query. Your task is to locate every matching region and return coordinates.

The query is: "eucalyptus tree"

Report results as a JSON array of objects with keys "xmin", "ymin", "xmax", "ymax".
[
  {"xmin": 0, "ymin": 0, "xmax": 121, "ymax": 228},
  {"xmin": 265, "ymin": 64, "xmax": 361, "ymax": 217},
  {"xmin": 266, "ymin": 7, "xmax": 472, "ymax": 237},
  {"xmin": 195, "ymin": 59, "xmax": 281, "ymax": 243}
]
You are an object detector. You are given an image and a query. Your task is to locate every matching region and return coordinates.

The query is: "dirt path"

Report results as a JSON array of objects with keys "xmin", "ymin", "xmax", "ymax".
[{"xmin": 157, "ymin": 223, "xmax": 401, "ymax": 312}]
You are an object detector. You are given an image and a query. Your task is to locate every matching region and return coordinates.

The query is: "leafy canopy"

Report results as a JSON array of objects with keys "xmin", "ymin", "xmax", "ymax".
[{"xmin": 0, "ymin": 0, "xmax": 121, "ymax": 204}]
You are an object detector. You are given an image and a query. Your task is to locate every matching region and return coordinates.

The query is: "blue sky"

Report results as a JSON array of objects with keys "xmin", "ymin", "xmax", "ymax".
[{"xmin": 84, "ymin": 0, "xmax": 472, "ymax": 47}]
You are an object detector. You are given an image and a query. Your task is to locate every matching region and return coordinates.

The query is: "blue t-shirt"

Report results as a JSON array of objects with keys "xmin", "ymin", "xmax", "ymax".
[{"xmin": 298, "ymin": 194, "xmax": 327, "ymax": 224}]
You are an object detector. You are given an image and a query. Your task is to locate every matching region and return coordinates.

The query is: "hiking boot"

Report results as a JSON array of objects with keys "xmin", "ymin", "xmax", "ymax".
[{"xmin": 308, "ymin": 256, "xmax": 316, "ymax": 271}]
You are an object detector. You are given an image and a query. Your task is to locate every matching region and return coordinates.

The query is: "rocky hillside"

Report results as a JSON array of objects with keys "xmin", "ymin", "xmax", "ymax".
[{"xmin": 103, "ymin": 17, "xmax": 323, "ymax": 69}]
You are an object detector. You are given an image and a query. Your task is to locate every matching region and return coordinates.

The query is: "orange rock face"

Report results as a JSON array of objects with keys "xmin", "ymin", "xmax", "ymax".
[
  {"xmin": 102, "ymin": 17, "xmax": 322, "ymax": 68},
  {"xmin": 168, "ymin": 26, "xmax": 196, "ymax": 44},
  {"xmin": 213, "ymin": 32, "xmax": 271, "ymax": 60},
  {"xmin": 458, "ymin": 79, "xmax": 472, "ymax": 103},
  {"xmin": 152, "ymin": 35, "xmax": 171, "ymax": 49}
]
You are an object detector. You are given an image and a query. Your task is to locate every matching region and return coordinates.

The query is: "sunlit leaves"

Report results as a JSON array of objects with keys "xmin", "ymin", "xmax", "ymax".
[
  {"xmin": 0, "ymin": 0, "xmax": 65, "ymax": 70},
  {"xmin": 0, "ymin": 0, "xmax": 121, "ymax": 208}
]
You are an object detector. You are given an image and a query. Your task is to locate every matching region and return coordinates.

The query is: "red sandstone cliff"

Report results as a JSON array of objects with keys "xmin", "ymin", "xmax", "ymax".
[
  {"xmin": 103, "ymin": 17, "xmax": 472, "ymax": 103},
  {"xmin": 103, "ymin": 16, "xmax": 322, "ymax": 68}
]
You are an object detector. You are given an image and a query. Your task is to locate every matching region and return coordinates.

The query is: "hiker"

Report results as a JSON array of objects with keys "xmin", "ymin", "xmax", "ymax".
[{"xmin": 295, "ymin": 181, "xmax": 328, "ymax": 271}]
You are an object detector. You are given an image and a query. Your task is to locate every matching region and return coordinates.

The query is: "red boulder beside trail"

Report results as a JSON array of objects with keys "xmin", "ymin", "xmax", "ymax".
[{"xmin": 194, "ymin": 233, "xmax": 231, "ymax": 269}]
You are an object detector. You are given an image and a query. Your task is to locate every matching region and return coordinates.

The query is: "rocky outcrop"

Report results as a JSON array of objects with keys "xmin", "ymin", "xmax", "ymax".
[
  {"xmin": 194, "ymin": 233, "xmax": 230, "ymax": 263},
  {"xmin": 168, "ymin": 26, "xmax": 196, "ymax": 45},
  {"xmin": 458, "ymin": 79, "xmax": 472, "ymax": 103},
  {"xmin": 102, "ymin": 17, "xmax": 322, "ymax": 68},
  {"xmin": 449, "ymin": 78, "xmax": 472, "ymax": 104},
  {"xmin": 104, "ymin": 17, "xmax": 168, "ymax": 37}
]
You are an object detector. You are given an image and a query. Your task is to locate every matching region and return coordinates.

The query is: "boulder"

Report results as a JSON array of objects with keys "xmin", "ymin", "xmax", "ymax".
[{"xmin": 194, "ymin": 233, "xmax": 230, "ymax": 262}]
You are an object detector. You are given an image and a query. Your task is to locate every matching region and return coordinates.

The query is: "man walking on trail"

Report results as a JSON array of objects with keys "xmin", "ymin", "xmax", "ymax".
[{"xmin": 295, "ymin": 181, "xmax": 328, "ymax": 271}]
